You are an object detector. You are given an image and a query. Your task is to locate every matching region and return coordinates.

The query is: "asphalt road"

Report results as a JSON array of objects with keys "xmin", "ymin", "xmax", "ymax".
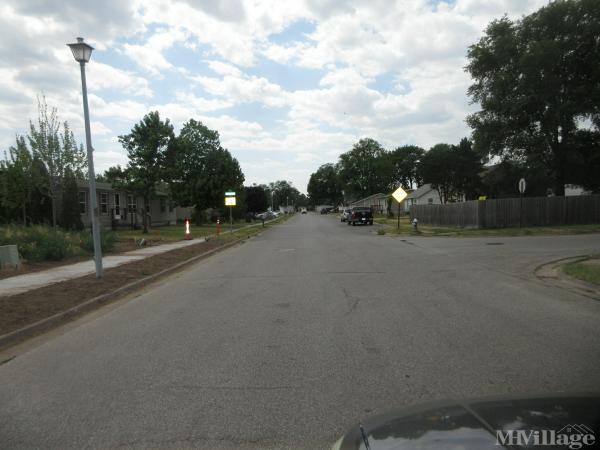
[{"xmin": 2, "ymin": 213, "xmax": 600, "ymax": 449}]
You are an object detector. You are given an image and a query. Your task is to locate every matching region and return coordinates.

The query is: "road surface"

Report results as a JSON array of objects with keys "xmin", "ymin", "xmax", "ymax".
[{"xmin": 1, "ymin": 213, "xmax": 600, "ymax": 449}]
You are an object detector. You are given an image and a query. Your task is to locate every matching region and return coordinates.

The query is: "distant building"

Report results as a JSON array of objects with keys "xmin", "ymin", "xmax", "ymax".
[
  {"xmin": 406, "ymin": 184, "xmax": 443, "ymax": 210},
  {"xmin": 279, "ymin": 205, "xmax": 295, "ymax": 214},
  {"xmin": 564, "ymin": 184, "xmax": 592, "ymax": 196},
  {"xmin": 315, "ymin": 204, "xmax": 333, "ymax": 213},
  {"xmin": 76, "ymin": 180, "xmax": 176, "ymax": 229},
  {"xmin": 349, "ymin": 193, "xmax": 389, "ymax": 214}
]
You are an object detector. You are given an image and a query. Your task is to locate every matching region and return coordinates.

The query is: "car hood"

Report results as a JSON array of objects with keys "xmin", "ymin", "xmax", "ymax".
[{"xmin": 333, "ymin": 392, "xmax": 600, "ymax": 450}]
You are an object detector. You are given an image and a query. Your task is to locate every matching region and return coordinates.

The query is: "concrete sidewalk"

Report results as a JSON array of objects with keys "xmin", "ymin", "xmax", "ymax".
[{"xmin": 0, "ymin": 239, "xmax": 204, "ymax": 297}]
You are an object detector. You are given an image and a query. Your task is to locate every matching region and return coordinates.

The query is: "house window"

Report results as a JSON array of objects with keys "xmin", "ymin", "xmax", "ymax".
[
  {"xmin": 127, "ymin": 195, "xmax": 136, "ymax": 211},
  {"xmin": 114, "ymin": 193, "xmax": 120, "ymax": 216},
  {"xmin": 428, "ymin": 198, "xmax": 433, "ymax": 204},
  {"xmin": 79, "ymin": 191, "xmax": 86, "ymax": 214},
  {"xmin": 160, "ymin": 197, "xmax": 166, "ymax": 213},
  {"xmin": 100, "ymin": 192, "xmax": 108, "ymax": 214}
]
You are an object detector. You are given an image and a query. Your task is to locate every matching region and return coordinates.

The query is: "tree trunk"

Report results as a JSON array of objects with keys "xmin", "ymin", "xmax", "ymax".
[
  {"xmin": 51, "ymin": 195, "xmax": 57, "ymax": 228},
  {"xmin": 142, "ymin": 195, "xmax": 149, "ymax": 234},
  {"xmin": 553, "ymin": 144, "xmax": 566, "ymax": 197}
]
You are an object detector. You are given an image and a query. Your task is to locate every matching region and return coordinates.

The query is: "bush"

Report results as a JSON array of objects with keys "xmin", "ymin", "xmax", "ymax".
[
  {"xmin": 0, "ymin": 225, "xmax": 116, "ymax": 262},
  {"xmin": 80, "ymin": 230, "xmax": 117, "ymax": 253},
  {"xmin": 377, "ymin": 228, "xmax": 386, "ymax": 235}
]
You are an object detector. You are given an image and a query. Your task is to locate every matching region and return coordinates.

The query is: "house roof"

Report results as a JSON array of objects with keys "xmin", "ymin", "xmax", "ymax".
[
  {"xmin": 77, "ymin": 180, "xmax": 114, "ymax": 191},
  {"xmin": 350, "ymin": 192, "xmax": 388, "ymax": 204},
  {"xmin": 76, "ymin": 180, "xmax": 168, "ymax": 196},
  {"xmin": 406, "ymin": 183, "xmax": 434, "ymax": 200}
]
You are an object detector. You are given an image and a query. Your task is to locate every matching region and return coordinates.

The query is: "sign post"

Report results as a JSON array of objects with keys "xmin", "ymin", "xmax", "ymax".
[
  {"xmin": 225, "ymin": 191, "xmax": 236, "ymax": 233},
  {"xmin": 518, "ymin": 178, "xmax": 526, "ymax": 228},
  {"xmin": 392, "ymin": 186, "xmax": 408, "ymax": 229}
]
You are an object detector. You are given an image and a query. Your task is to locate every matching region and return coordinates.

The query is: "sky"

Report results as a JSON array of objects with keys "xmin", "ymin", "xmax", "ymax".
[{"xmin": 0, "ymin": 0, "xmax": 550, "ymax": 193}]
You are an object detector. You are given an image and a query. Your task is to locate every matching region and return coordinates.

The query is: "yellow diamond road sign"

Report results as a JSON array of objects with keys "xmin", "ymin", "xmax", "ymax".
[{"xmin": 392, "ymin": 186, "xmax": 407, "ymax": 203}]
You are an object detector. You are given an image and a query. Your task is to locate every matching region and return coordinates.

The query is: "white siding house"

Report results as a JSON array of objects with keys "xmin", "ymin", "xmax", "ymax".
[
  {"xmin": 349, "ymin": 193, "xmax": 389, "ymax": 214},
  {"xmin": 405, "ymin": 184, "xmax": 443, "ymax": 211},
  {"xmin": 77, "ymin": 181, "xmax": 176, "ymax": 229}
]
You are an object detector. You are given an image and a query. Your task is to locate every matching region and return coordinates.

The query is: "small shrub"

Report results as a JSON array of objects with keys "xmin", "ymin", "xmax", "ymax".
[
  {"xmin": 40, "ymin": 231, "xmax": 69, "ymax": 261},
  {"xmin": 377, "ymin": 228, "xmax": 386, "ymax": 235},
  {"xmin": 0, "ymin": 225, "xmax": 76, "ymax": 262},
  {"xmin": 80, "ymin": 230, "xmax": 117, "ymax": 253}
]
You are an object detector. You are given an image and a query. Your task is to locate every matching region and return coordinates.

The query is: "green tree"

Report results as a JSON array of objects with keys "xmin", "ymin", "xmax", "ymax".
[
  {"xmin": 419, "ymin": 140, "xmax": 483, "ymax": 203},
  {"xmin": 269, "ymin": 180, "xmax": 301, "ymax": 209},
  {"xmin": 119, "ymin": 111, "xmax": 174, "ymax": 233},
  {"xmin": 244, "ymin": 185, "xmax": 268, "ymax": 213},
  {"xmin": 60, "ymin": 167, "xmax": 83, "ymax": 230},
  {"xmin": 192, "ymin": 146, "xmax": 245, "ymax": 214},
  {"xmin": 452, "ymin": 138, "xmax": 484, "ymax": 200},
  {"xmin": 337, "ymin": 138, "xmax": 389, "ymax": 199},
  {"xmin": 28, "ymin": 97, "xmax": 86, "ymax": 227},
  {"xmin": 388, "ymin": 145, "xmax": 425, "ymax": 190},
  {"xmin": 97, "ymin": 165, "xmax": 129, "ymax": 187},
  {"xmin": 165, "ymin": 119, "xmax": 222, "ymax": 207},
  {"xmin": 163, "ymin": 119, "xmax": 244, "ymax": 220},
  {"xmin": 1, "ymin": 137, "xmax": 33, "ymax": 224},
  {"xmin": 419, "ymin": 144, "xmax": 456, "ymax": 203},
  {"xmin": 466, "ymin": 0, "xmax": 600, "ymax": 195},
  {"xmin": 307, "ymin": 163, "xmax": 343, "ymax": 205}
]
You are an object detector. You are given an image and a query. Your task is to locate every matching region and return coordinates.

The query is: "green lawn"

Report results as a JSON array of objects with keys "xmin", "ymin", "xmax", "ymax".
[
  {"xmin": 116, "ymin": 214, "xmax": 292, "ymax": 243},
  {"xmin": 374, "ymin": 215, "xmax": 600, "ymax": 237},
  {"xmin": 563, "ymin": 259, "xmax": 600, "ymax": 285}
]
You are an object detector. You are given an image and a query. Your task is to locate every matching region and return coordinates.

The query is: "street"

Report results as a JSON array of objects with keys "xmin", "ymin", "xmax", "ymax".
[{"xmin": 1, "ymin": 213, "xmax": 600, "ymax": 449}]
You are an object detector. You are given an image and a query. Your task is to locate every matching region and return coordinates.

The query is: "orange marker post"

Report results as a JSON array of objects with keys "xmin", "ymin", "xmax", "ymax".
[{"xmin": 184, "ymin": 218, "xmax": 193, "ymax": 240}]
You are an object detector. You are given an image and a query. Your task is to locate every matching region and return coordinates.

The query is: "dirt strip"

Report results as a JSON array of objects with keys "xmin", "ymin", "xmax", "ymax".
[{"xmin": 0, "ymin": 237, "xmax": 237, "ymax": 337}]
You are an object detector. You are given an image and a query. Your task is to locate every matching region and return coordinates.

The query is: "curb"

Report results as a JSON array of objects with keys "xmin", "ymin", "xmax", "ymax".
[
  {"xmin": 535, "ymin": 255, "xmax": 600, "ymax": 301},
  {"xmin": 0, "ymin": 238, "xmax": 244, "ymax": 351}
]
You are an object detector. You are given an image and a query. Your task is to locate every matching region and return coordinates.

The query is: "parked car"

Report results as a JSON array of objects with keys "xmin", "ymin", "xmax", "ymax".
[
  {"xmin": 300, "ymin": 207, "xmax": 307, "ymax": 214},
  {"xmin": 348, "ymin": 207, "xmax": 373, "ymax": 226},
  {"xmin": 320, "ymin": 208, "xmax": 329, "ymax": 214},
  {"xmin": 340, "ymin": 208, "xmax": 352, "ymax": 222}
]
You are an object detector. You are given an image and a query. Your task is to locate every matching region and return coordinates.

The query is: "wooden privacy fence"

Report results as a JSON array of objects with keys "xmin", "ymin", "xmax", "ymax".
[{"xmin": 410, "ymin": 195, "xmax": 600, "ymax": 228}]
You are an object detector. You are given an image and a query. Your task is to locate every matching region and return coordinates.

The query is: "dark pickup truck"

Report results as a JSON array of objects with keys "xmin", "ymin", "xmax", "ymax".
[{"xmin": 347, "ymin": 207, "xmax": 373, "ymax": 226}]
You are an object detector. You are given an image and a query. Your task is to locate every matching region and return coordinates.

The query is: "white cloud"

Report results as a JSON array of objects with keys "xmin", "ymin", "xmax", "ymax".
[
  {"xmin": 91, "ymin": 121, "xmax": 112, "ymax": 136},
  {"xmin": 87, "ymin": 62, "xmax": 153, "ymax": 97},
  {"xmin": 0, "ymin": 0, "xmax": 554, "ymax": 192},
  {"xmin": 121, "ymin": 27, "xmax": 188, "ymax": 76},
  {"xmin": 190, "ymin": 68, "xmax": 288, "ymax": 107}
]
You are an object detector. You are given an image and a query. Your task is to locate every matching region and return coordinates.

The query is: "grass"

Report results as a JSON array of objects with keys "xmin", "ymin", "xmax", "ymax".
[
  {"xmin": 563, "ymin": 259, "xmax": 600, "ymax": 285},
  {"xmin": 374, "ymin": 215, "xmax": 600, "ymax": 237},
  {"xmin": 116, "ymin": 214, "xmax": 294, "ymax": 243}
]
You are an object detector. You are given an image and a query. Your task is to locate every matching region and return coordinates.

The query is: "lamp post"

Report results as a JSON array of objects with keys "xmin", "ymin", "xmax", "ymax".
[{"xmin": 67, "ymin": 37, "xmax": 103, "ymax": 278}]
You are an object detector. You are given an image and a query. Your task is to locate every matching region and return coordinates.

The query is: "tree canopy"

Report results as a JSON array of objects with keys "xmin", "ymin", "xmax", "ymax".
[
  {"xmin": 118, "ymin": 111, "xmax": 174, "ymax": 233},
  {"xmin": 466, "ymin": 0, "xmax": 600, "ymax": 195},
  {"xmin": 337, "ymin": 138, "xmax": 389, "ymax": 199},
  {"xmin": 307, "ymin": 163, "xmax": 343, "ymax": 205}
]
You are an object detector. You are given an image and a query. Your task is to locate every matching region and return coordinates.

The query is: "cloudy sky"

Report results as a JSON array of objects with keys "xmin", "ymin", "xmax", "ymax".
[{"xmin": 0, "ymin": 0, "xmax": 549, "ymax": 193}]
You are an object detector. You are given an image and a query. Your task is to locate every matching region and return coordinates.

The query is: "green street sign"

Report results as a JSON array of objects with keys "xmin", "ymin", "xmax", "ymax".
[{"xmin": 225, "ymin": 191, "xmax": 236, "ymax": 196}]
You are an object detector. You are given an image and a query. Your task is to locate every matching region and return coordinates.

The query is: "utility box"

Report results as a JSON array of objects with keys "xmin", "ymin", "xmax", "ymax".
[{"xmin": 0, "ymin": 245, "xmax": 21, "ymax": 270}]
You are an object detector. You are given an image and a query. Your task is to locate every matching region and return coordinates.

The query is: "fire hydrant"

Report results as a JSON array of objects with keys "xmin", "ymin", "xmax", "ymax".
[{"xmin": 412, "ymin": 217, "xmax": 418, "ymax": 231}]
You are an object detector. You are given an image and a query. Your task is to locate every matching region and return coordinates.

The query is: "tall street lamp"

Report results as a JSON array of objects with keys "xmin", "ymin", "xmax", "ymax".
[{"xmin": 67, "ymin": 37, "xmax": 103, "ymax": 278}]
